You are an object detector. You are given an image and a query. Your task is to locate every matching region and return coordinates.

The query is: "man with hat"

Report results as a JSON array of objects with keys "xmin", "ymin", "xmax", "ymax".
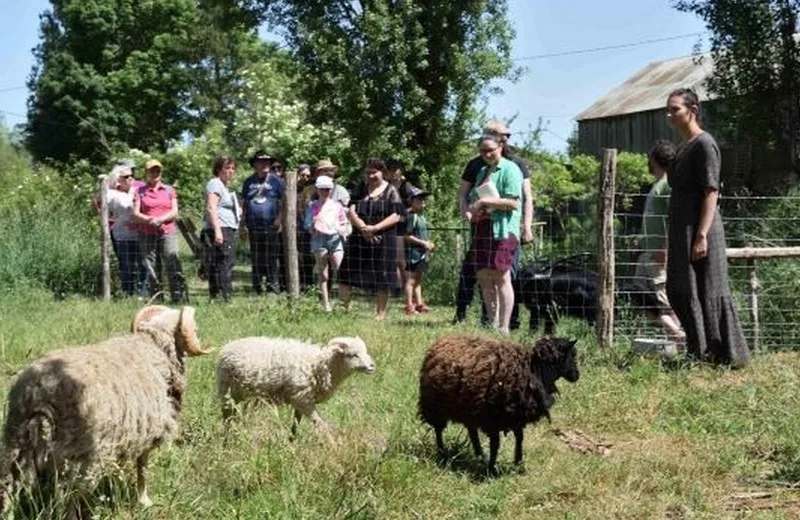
[
  {"xmin": 241, "ymin": 150, "xmax": 285, "ymax": 294},
  {"xmin": 454, "ymin": 120, "xmax": 534, "ymax": 328}
]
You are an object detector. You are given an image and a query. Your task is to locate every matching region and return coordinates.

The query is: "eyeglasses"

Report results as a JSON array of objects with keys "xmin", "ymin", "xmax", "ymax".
[
  {"xmin": 480, "ymin": 147, "xmax": 498, "ymax": 154},
  {"xmin": 120, "ymin": 175, "xmax": 133, "ymax": 179}
]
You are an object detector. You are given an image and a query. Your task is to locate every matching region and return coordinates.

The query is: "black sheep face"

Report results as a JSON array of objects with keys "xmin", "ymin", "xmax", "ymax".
[{"xmin": 531, "ymin": 338, "xmax": 580, "ymax": 395}]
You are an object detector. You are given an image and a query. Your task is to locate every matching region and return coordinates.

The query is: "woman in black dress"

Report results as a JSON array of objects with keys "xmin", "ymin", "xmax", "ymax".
[
  {"xmin": 665, "ymin": 88, "xmax": 749, "ymax": 366},
  {"xmin": 339, "ymin": 159, "xmax": 405, "ymax": 320}
]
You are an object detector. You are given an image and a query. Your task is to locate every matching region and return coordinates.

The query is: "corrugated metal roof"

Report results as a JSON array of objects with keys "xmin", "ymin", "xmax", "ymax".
[{"xmin": 576, "ymin": 53, "xmax": 714, "ymax": 121}]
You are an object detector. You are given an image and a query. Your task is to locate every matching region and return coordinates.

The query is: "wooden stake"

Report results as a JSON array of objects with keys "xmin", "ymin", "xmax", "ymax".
[
  {"xmin": 284, "ymin": 168, "xmax": 299, "ymax": 298},
  {"xmin": 597, "ymin": 149, "xmax": 617, "ymax": 349}
]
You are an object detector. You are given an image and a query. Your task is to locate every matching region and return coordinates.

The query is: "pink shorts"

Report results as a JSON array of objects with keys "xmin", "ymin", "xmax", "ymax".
[{"xmin": 470, "ymin": 219, "xmax": 518, "ymax": 273}]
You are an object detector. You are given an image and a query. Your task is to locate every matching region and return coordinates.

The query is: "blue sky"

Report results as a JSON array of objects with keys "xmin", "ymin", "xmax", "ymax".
[{"xmin": 0, "ymin": 0, "xmax": 707, "ymax": 152}]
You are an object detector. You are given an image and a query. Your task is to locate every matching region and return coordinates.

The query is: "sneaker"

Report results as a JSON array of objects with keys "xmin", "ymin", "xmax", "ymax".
[
  {"xmin": 405, "ymin": 305, "xmax": 418, "ymax": 316},
  {"xmin": 415, "ymin": 304, "xmax": 432, "ymax": 313}
]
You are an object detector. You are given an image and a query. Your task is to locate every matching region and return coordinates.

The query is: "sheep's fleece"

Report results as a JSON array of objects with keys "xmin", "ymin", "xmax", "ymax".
[
  {"xmin": 0, "ymin": 305, "xmax": 207, "ymax": 511},
  {"xmin": 216, "ymin": 336, "xmax": 375, "ymax": 420}
]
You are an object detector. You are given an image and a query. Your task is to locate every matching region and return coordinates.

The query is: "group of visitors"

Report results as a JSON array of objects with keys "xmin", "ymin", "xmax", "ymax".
[
  {"xmin": 103, "ymin": 158, "xmax": 186, "ymax": 303},
  {"xmin": 101, "ymin": 86, "xmax": 749, "ymax": 366}
]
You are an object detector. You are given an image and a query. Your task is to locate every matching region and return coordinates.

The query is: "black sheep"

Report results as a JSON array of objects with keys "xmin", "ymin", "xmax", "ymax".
[{"xmin": 418, "ymin": 335, "xmax": 579, "ymax": 473}]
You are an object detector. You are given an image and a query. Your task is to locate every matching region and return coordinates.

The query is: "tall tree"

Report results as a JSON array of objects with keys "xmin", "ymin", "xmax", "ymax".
[
  {"xmin": 261, "ymin": 0, "xmax": 517, "ymax": 177},
  {"xmin": 674, "ymin": 0, "xmax": 800, "ymax": 174},
  {"xmin": 25, "ymin": 0, "xmax": 265, "ymax": 165}
]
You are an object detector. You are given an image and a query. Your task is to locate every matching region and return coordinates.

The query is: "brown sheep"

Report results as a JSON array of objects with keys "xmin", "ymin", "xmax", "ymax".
[{"xmin": 418, "ymin": 335, "xmax": 579, "ymax": 473}]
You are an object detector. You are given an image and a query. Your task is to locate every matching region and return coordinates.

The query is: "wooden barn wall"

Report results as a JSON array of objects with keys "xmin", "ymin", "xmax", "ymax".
[{"xmin": 577, "ymin": 107, "xmax": 795, "ymax": 194}]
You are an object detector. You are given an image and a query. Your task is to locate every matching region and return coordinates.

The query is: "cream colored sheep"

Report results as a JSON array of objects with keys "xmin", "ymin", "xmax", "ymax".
[
  {"xmin": 216, "ymin": 336, "xmax": 375, "ymax": 434},
  {"xmin": 0, "ymin": 305, "xmax": 208, "ymax": 515}
]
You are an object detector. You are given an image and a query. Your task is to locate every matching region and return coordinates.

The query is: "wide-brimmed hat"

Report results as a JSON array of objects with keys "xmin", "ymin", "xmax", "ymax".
[
  {"xmin": 249, "ymin": 150, "xmax": 274, "ymax": 166},
  {"xmin": 145, "ymin": 159, "xmax": 163, "ymax": 171},
  {"xmin": 315, "ymin": 175, "xmax": 335, "ymax": 189},
  {"xmin": 314, "ymin": 159, "xmax": 338, "ymax": 173}
]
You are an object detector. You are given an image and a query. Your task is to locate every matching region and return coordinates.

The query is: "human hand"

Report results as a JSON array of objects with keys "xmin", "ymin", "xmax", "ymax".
[
  {"xmin": 521, "ymin": 228, "xmax": 534, "ymax": 245},
  {"xmin": 469, "ymin": 200, "xmax": 483, "ymax": 213},
  {"xmin": 691, "ymin": 234, "xmax": 708, "ymax": 262},
  {"xmin": 462, "ymin": 211, "xmax": 473, "ymax": 222},
  {"xmin": 653, "ymin": 249, "xmax": 667, "ymax": 265},
  {"xmin": 214, "ymin": 230, "xmax": 224, "ymax": 245},
  {"xmin": 425, "ymin": 241, "xmax": 435, "ymax": 252},
  {"xmin": 148, "ymin": 217, "xmax": 160, "ymax": 227}
]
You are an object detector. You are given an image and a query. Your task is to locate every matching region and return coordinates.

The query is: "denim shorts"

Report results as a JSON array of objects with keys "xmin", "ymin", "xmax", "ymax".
[{"xmin": 311, "ymin": 233, "xmax": 343, "ymax": 254}]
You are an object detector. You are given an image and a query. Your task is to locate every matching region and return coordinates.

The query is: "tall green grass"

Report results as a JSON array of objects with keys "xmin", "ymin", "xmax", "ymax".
[{"xmin": 0, "ymin": 206, "xmax": 101, "ymax": 296}]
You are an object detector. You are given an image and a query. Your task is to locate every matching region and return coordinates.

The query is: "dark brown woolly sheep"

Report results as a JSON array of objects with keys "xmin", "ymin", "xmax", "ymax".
[{"xmin": 418, "ymin": 335, "xmax": 579, "ymax": 473}]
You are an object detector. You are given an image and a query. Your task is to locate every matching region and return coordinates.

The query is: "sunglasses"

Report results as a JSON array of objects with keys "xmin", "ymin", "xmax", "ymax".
[{"xmin": 480, "ymin": 147, "xmax": 499, "ymax": 154}]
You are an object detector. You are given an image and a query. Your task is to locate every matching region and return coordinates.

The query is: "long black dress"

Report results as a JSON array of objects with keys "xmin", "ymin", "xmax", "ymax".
[
  {"xmin": 339, "ymin": 183, "xmax": 404, "ymax": 292},
  {"xmin": 666, "ymin": 132, "xmax": 750, "ymax": 366}
]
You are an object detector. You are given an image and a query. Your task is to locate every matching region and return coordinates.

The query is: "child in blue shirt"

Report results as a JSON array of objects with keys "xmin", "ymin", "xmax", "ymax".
[{"xmin": 404, "ymin": 188, "xmax": 435, "ymax": 315}]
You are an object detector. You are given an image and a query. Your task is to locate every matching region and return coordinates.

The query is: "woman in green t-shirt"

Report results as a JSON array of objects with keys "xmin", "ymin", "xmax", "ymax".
[{"xmin": 467, "ymin": 134, "xmax": 523, "ymax": 335}]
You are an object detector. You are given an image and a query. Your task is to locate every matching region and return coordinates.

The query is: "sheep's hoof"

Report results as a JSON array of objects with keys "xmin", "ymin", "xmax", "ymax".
[
  {"xmin": 514, "ymin": 463, "xmax": 527, "ymax": 475},
  {"xmin": 486, "ymin": 466, "xmax": 500, "ymax": 478},
  {"xmin": 138, "ymin": 494, "xmax": 153, "ymax": 509}
]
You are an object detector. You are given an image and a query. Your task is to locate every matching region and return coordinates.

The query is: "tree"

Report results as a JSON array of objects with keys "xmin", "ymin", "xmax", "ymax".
[
  {"xmin": 25, "ymin": 0, "xmax": 266, "ymax": 165},
  {"xmin": 673, "ymin": 0, "xmax": 800, "ymax": 174},
  {"xmin": 261, "ymin": 0, "xmax": 518, "ymax": 178}
]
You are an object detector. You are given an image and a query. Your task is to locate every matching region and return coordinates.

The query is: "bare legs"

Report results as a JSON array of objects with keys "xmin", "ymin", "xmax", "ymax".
[
  {"xmin": 314, "ymin": 249, "xmax": 343, "ymax": 312},
  {"xmin": 404, "ymin": 271, "xmax": 425, "ymax": 312},
  {"xmin": 477, "ymin": 268, "xmax": 514, "ymax": 334},
  {"xmin": 339, "ymin": 285, "xmax": 389, "ymax": 320}
]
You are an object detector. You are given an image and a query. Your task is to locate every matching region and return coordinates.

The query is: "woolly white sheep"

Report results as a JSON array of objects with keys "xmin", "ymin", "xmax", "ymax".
[
  {"xmin": 0, "ymin": 305, "xmax": 208, "ymax": 514},
  {"xmin": 216, "ymin": 336, "xmax": 375, "ymax": 434}
]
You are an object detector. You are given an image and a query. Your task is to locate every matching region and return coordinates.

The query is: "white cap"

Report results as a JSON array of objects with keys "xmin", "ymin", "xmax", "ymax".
[{"xmin": 315, "ymin": 175, "xmax": 334, "ymax": 189}]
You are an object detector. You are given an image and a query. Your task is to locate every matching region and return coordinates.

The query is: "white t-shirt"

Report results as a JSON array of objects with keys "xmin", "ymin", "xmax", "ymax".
[{"xmin": 108, "ymin": 187, "xmax": 137, "ymax": 241}]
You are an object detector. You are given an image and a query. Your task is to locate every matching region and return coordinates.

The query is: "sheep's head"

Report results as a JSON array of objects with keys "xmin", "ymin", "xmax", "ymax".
[
  {"xmin": 131, "ymin": 305, "xmax": 172, "ymax": 332},
  {"xmin": 327, "ymin": 336, "xmax": 375, "ymax": 374},
  {"xmin": 133, "ymin": 305, "xmax": 209, "ymax": 357},
  {"xmin": 530, "ymin": 337, "xmax": 579, "ymax": 395}
]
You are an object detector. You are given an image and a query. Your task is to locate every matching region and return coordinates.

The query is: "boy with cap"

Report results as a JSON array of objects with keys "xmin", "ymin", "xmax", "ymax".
[{"xmin": 404, "ymin": 187, "xmax": 435, "ymax": 315}]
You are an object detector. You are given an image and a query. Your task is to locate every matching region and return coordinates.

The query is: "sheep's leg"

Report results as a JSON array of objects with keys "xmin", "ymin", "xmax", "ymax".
[
  {"xmin": 513, "ymin": 427, "xmax": 524, "ymax": 465},
  {"xmin": 136, "ymin": 452, "xmax": 153, "ymax": 508},
  {"xmin": 434, "ymin": 426, "xmax": 446, "ymax": 458},
  {"xmin": 468, "ymin": 428, "xmax": 485, "ymax": 460},
  {"xmin": 487, "ymin": 432, "xmax": 500, "ymax": 475},
  {"xmin": 291, "ymin": 409, "xmax": 303, "ymax": 439}
]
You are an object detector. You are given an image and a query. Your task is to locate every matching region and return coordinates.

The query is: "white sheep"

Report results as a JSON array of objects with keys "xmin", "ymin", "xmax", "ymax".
[
  {"xmin": 216, "ymin": 336, "xmax": 375, "ymax": 434},
  {"xmin": 0, "ymin": 305, "xmax": 208, "ymax": 514}
]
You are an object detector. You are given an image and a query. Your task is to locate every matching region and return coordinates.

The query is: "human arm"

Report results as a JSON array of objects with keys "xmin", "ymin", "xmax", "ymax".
[
  {"xmin": 207, "ymin": 192, "xmax": 223, "ymax": 245},
  {"xmin": 692, "ymin": 188, "xmax": 718, "ymax": 262},
  {"xmin": 404, "ymin": 234, "xmax": 435, "ymax": 251},
  {"xmin": 458, "ymin": 180, "xmax": 473, "ymax": 221},
  {"xmin": 521, "ymin": 178, "xmax": 534, "ymax": 244},
  {"xmin": 470, "ymin": 197, "xmax": 519, "ymax": 212}
]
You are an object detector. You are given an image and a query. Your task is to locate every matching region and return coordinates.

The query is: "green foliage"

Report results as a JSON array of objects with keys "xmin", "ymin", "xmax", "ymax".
[
  {"xmin": 673, "ymin": 0, "xmax": 800, "ymax": 171},
  {"xmin": 264, "ymin": 0, "xmax": 518, "ymax": 177},
  {"xmin": 25, "ymin": 0, "xmax": 266, "ymax": 165},
  {"xmin": 228, "ymin": 60, "xmax": 351, "ymax": 169},
  {"xmin": 0, "ymin": 130, "xmax": 100, "ymax": 295}
]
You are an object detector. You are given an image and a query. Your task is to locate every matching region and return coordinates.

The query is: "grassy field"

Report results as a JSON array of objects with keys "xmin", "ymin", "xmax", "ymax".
[{"xmin": 1, "ymin": 289, "xmax": 799, "ymax": 519}]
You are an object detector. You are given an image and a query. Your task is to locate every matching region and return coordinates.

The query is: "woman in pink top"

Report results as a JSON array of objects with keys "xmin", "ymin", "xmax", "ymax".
[
  {"xmin": 133, "ymin": 159, "xmax": 186, "ymax": 303},
  {"xmin": 303, "ymin": 175, "xmax": 350, "ymax": 312}
]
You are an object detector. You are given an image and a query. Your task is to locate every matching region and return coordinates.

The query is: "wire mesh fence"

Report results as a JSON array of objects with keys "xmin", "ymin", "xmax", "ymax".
[{"xmin": 614, "ymin": 191, "xmax": 800, "ymax": 351}]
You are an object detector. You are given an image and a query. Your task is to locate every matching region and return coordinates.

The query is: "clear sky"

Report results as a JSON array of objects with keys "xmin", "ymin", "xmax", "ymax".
[{"xmin": 0, "ymin": 0, "xmax": 707, "ymax": 152}]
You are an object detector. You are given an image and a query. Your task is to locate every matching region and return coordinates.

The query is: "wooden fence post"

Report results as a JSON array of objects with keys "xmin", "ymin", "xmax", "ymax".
[
  {"xmin": 597, "ymin": 149, "xmax": 617, "ymax": 349},
  {"xmin": 284, "ymin": 168, "xmax": 300, "ymax": 298},
  {"xmin": 99, "ymin": 175, "xmax": 112, "ymax": 300}
]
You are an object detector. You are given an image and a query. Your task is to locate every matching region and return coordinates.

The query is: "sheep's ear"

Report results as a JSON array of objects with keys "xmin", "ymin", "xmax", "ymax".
[
  {"xmin": 178, "ymin": 306, "xmax": 210, "ymax": 357},
  {"xmin": 326, "ymin": 338, "xmax": 347, "ymax": 354},
  {"xmin": 131, "ymin": 305, "xmax": 172, "ymax": 333}
]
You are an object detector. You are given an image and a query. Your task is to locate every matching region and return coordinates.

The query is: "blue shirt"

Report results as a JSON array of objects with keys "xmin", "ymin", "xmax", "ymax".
[{"xmin": 241, "ymin": 173, "xmax": 285, "ymax": 230}]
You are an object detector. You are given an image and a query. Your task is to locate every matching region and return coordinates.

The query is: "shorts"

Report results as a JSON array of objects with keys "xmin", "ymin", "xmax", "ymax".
[
  {"xmin": 635, "ymin": 252, "xmax": 671, "ymax": 311},
  {"xmin": 405, "ymin": 258, "xmax": 428, "ymax": 273},
  {"xmin": 470, "ymin": 218, "xmax": 518, "ymax": 273},
  {"xmin": 311, "ymin": 233, "xmax": 343, "ymax": 254}
]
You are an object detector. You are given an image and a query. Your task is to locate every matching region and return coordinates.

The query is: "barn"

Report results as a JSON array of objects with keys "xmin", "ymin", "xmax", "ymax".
[{"xmin": 575, "ymin": 53, "xmax": 793, "ymax": 192}]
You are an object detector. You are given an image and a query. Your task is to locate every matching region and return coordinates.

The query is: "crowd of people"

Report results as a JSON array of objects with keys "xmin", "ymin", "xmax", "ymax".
[{"xmin": 100, "ymin": 90, "xmax": 749, "ymax": 365}]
